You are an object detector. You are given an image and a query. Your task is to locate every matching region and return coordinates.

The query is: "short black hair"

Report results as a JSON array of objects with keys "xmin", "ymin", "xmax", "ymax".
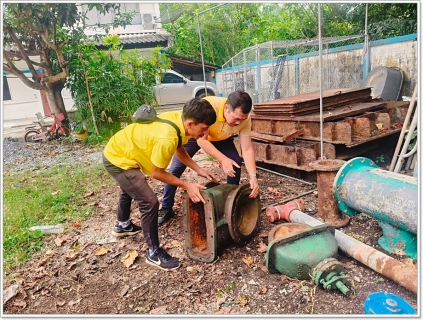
[
  {"xmin": 226, "ymin": 90, "xmax": 252, "ymax": 114},
  {"xmin": 182, "ymin": 97, "xmax": 216, "ymax": 125}
]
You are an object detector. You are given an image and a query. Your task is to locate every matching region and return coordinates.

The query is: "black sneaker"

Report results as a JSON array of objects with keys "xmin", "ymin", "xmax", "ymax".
[
  {"xmin": 111, "ymin": 221, "xmax": 142, "ymax": 238},
  {"xmin": 157, "ymin": 208, "xmax": 174, "ymax": 226},
  {"xmin": 145, "ymin": 248, "xmax": 181, "ymax": 270}
]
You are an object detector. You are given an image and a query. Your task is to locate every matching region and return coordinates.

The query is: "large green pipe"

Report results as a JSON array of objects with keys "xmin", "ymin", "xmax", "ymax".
[{"xmin": 333, "ymin": 157, "xmax": 417, "ymax": 259}]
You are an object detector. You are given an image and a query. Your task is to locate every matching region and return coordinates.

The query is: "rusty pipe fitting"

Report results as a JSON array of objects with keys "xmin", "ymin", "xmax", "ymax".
[
  {"xmin": 266, "ymin": 198, "xmax": 305, "ymax": 223},
  {"xmin": 309, "ymin": 159, "xmax": 350, "ymax": 228}
]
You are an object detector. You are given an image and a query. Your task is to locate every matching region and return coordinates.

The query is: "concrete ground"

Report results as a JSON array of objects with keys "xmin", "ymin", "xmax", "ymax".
[{"xmin": 3, "ymin": 116, "xmax": 57, "ymax": 142}]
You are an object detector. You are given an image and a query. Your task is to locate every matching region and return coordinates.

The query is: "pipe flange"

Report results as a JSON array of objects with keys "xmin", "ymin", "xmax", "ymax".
[
  {"xmin": 225, "ymin": 184, "xmax": 261, "ymax": 245},
  {"xmin": 312, "ymin": 258, "xmax": 350, "ymax": 293},
  {"xmin": 332, "ymin": 157, "xmax": 377, "ymax": 216},
  {"xmin": 268, "ymin": 223, "xmax": 312, "ymax": 242}
]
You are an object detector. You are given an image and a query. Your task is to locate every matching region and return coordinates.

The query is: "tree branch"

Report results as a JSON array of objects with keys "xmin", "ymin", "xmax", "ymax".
[
  {"xmin": 3, "ymin": 54, "xmax": 42, "ymax": 90},
  {"xmin": 5, "ymin": 26, "xmax": 40, "ymax": 81}
]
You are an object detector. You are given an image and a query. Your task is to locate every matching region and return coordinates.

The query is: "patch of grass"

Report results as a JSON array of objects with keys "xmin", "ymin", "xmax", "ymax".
[
  {"xmin": 3, "ymin": 162, "xmax": 114, "ymax": 274},
  {"xmin": 216, "ymin": 283, "xmax": 236, "ymax": 297}
]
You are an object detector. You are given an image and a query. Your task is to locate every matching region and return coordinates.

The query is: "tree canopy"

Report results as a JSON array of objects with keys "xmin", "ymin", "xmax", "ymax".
[{"xmin": 160, "ymin": 3, "xmax": 417, "ymax": 67}]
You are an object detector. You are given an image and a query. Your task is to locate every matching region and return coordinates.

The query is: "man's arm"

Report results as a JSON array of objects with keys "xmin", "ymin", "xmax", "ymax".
[
  {"xmin": 175, "ymin": 146, "xmax": 218, "ymax": 183},
  {"xmin": 239, "ymin": 135, "xmax": 260, "ymax": 198},
  {"xmin": 150, "ymin": 164, "xmax": 207, "ymax": 203},
  {"xmin": 197, "ymin": 136, "xmax": 240, "ymax": 177}
]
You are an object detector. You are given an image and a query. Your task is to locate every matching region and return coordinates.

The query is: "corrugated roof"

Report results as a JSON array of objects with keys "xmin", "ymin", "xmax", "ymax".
[{"xmin": 87, "ymin": 29, "xmax": 173, "ymax": 47}]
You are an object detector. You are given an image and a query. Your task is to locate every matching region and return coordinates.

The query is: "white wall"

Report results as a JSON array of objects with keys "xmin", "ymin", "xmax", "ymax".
[{"xmin": 3, "ymin": 74, "xmax": 44, "ymax": 121}]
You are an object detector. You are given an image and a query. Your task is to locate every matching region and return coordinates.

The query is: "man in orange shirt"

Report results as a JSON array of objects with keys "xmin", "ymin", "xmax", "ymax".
[{"xmin": 159, "ymin": 90, "xmax": 260, "ymax": 225}]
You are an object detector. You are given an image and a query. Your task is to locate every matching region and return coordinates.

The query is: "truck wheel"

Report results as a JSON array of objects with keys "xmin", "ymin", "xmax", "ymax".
[{"xmin": 197, "ymin": 90, "xmax": 215, "ymax": 99}]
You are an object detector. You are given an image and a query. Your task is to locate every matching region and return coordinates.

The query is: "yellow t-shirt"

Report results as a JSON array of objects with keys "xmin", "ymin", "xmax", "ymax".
[
  {"xmin": 203, "ymin": 96, "xmax": 251, "ymax": 142},
  {"xmin": 103, "ymin": 111, "xmax": 189, "ymax": 174}
]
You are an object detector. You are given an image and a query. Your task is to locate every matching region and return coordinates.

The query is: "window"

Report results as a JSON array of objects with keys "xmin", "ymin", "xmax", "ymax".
[
  {"xmin": 3, "ymin": 76, "xmax": 11, "ymax": 101},
  {"xmin": 123, "ymin": 4, "xmax": 141, "ymax": 25},
  {"xmin": 162, "ymin": 73, "xmax": 184, "ymax": 84}
]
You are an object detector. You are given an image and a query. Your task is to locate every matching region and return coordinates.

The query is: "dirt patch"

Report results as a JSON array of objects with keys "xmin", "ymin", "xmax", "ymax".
[{"xmin": 3, "ymin": 150, "xmax": 418, "ymax": 315}]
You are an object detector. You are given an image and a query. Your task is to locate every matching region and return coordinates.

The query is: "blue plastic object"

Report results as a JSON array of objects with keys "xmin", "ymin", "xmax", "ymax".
[{"xmin": 364, "ymin": 292, "xmax": 416, "ymax": 314}]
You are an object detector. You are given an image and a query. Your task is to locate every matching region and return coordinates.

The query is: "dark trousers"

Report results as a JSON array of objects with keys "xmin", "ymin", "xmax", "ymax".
[
  {"xmin": 161, "ymin": 137, "xmax": 243, "ymax": 209},
  {"xmin": 103, "ymin": 155, "xmax": 159, "ymax": 250}
]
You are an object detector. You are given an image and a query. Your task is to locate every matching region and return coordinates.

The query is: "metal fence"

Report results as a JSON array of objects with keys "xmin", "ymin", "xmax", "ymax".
[{"xmin": 218, "ymin": 35, "xmax": 365, "ymax": 103}]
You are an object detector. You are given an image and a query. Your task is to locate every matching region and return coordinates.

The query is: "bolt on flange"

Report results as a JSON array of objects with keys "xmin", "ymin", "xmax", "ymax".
[{"xmin": 312, "ymin": 257, "xmax": 351, "ymax": 295}]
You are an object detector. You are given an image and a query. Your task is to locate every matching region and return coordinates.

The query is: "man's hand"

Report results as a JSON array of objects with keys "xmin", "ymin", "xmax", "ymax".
[
  {"xmin": 249, "ymin": 176, "xmax": 260, "ymax": 198},
  {"xmin": 221, "ymin": 157, "xmax": 240, "ymax": 178},
  {"xmin": 196, "ymin": 168, "xmax": 219, "ymax": 183},
  {"xmin": 185, "ymin": 182, "xmax": 207, "ymax": 203}
]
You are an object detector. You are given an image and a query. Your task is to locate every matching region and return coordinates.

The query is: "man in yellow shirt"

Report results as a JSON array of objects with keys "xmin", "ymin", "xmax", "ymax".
[
  {"xmin": 159, "ymin": 90, "xmax": 260, "ymax": 225},
  {"xmin": 103, "ymin": 98, "xmax": 218, "ymax": 270}
]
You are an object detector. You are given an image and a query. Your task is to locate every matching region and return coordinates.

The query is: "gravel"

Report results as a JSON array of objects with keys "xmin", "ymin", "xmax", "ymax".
[{"xmin": 2, "ymin": 139, "xmax": 103, "ymax": 173}]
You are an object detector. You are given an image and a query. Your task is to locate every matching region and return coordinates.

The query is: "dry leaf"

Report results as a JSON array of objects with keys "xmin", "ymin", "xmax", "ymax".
[
  {"xmin": 242, "ymin": 256, "xmax": 254, "ymax": 268},
  {"xmin": 83, "ymin": 192, "xmax": 95, "ymax": 198},
  {"xmin": 68, "ymin": 298, "xmax": 82, "ymax": 306},
  {"xmin": 56, "ymin": 300, "xmax": 66, "ymax": 307},
  {"xmin": 234, "ymin": 295, "xmax": 248, "ymax": 306},
  {"xmin": 257, "ymin": 242, "xmax": 267, "ymax": 253},
  {"xmin": 149, "ymin": 305, "xmax": 168, "ymax": 314},
  {"xmin": 120, "ymin": 285, "xmax": 130, "ymax": 297},
  {"xmin": 117, "ymin": 241, "xmax": 126, "ymax": 249},
  {"xmin": 95, "ymin": 247, "xmax": 109, "ymax": 256},
  {"xmin": 258, "ymin": 264, "xmax": 268, "ymax": 273},
  {"xmin": 72, "ymin": 222, "xmax": 81, "ymax": 228},
  {"xmin": 65, "ymin": 250, "xmax": 79, "ymax": 261},
  {"xmin": 258, "ymin": 287, "xmax": 268, "ymax": 295},
  {"xmin": 54, "ymin": 237, "xmax": 63, "ymax": 247},
  {"xmin": 94, "ymin": 226, "xmax": 102, "ymax": 231},
  {"xmin": 12, "ymin": 300, "xmax": 26, "ymax": 308},
  {"xmin": 51, "ymin": 191, "xmax": 59, "ymax": 196},
  {"xmin": 121, "ymin": 250, "xmax": 138, "ymax": 268},
  {"xmin": 214, "ymin": 307, "xmax": 237, "ymax": 314},
  {"xmin": 267, "ymin": 187, "xmax": 281, "ymax": 195},
  {"xmin": 164, "ymin": 240, "xmax": 183, "ymax": 249},
  {"xmin": 280, "ymin": 274, "xmax": 297, "ymax": 282},
  {"xmin": 3, "ymin": 284, "xmax": 19, "ymax": 304},
  {"xmin": 88, "ymin": 201, "xmax": 99, "ymax": 206},
  {"xmin": 38, "ymin": 258, "xmax": 49, "ymax": 267}
]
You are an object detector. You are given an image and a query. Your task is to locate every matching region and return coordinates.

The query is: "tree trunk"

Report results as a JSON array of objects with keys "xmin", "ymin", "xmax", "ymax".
[{"xmin": 45, "ymin": 83, "xmax": 69, "ymax": 126}]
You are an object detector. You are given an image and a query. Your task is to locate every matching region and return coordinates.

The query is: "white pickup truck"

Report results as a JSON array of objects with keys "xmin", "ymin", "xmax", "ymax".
[{"xmin": 154, "ymin": 70, "xmax": 220, "ymax": 105}]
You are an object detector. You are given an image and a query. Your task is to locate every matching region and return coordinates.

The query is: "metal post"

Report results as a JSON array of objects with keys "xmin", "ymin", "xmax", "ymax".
[
  {"xmin": 363, "ymin": 4, "xmax": 370, "ymax": 80},
  {"xmin": 257, "ymin": 46, "xmax": 261, "ymax": 102},
  {"xmin": 196, "ymin": 13, "xmax": 208, "ymax": 96},
  {"xmin": 318, "ymin": 3, "xmax": 324, "ymax": 159},
  {"xmin": 243, "ymin": 50, "xmax": 247, "ymax": 91}
]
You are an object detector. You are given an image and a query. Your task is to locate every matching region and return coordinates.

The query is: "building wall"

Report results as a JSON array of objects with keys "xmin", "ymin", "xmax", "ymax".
[{"xmin": 3, "ymin": 73, "xmax": 44, "ymax": 121}]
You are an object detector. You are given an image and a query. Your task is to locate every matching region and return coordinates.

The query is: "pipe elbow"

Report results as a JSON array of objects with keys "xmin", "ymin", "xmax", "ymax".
[{"xmin": 266, "ymin": 199, "xmax": 305, "ymax": 223}]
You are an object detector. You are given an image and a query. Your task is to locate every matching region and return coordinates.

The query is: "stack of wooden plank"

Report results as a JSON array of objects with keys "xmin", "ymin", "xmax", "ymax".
[{"xmin": 252, "ymin": 87, "xmax": 374, "ymax": 117}]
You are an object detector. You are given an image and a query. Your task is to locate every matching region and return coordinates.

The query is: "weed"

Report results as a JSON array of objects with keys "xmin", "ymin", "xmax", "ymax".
[
  {"xmin": 375, "ymin": 154, "xmax": 385, "ymax": 165},
  {"xmin": 3, "ymin": 161, "xmax": 113, "ymax": 274},
  {"xmin": 216, "ymin": 283, "xmax": 236, "ymax": 297}
]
